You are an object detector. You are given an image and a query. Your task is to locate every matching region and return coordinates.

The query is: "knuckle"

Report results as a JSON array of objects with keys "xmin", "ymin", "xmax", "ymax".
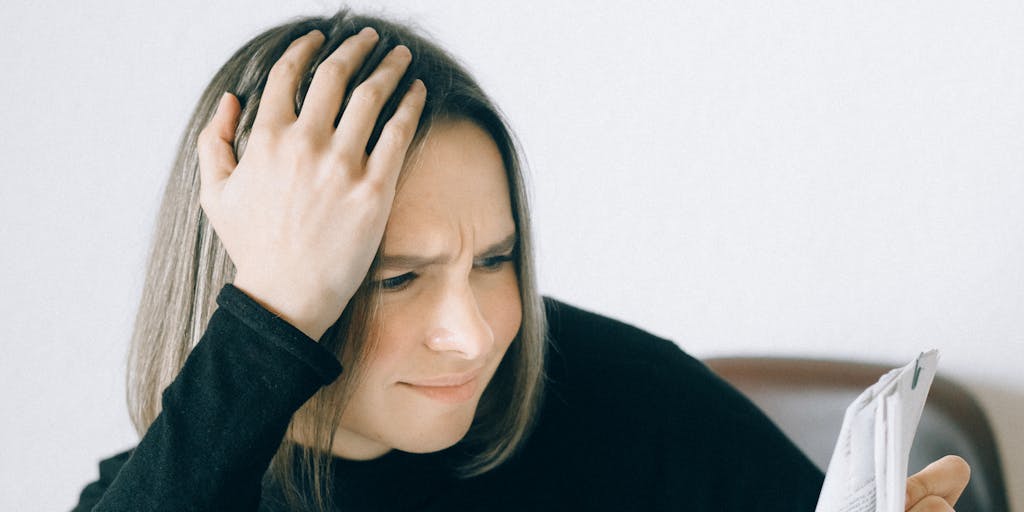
[
  {"xmin": 360, "ymin": 172, "xmax": 394, "ymax": 198},
  {"xmin": 373, "ymin": 128, "xmax": 399, "ymax": 154},
  {"xmin": 318, "ymin": 152, "xmax": 357, "ymax": 179},
  {"xmin": 315, "ymin": 166, "xmax": 363, "ymax": 199},
  {"xmin": 383, "ymin": 117, "xmax": 412, "ymax": 142},
  {"xmin": 332, "ymin": 150, "xmax": 361, "ymax": 171},
  {"xmin": 918, "ymin": 495, "xmax": 952, "ymax": 512},
  {"xmin": 906, "ymin": 477, "xmax": 928, "ymax": 500},
  {"xmin": 195, "ymin": 134, "xmax": 220, "ymax": 160},
  {"xmin": 195, "ymin": 131, "xmax": 211, "ymax": 153},
  {"xmin": 314, "ymin": 59, "xmax": 354, "ymax": 82},
  {"xmin": 269, "ymin": 57, "xmax": 301, "ymax": 82},
  {"xmin": 285, "ymin": 127, "xmax": 322, "ymax": 155},
  {"xmin": 352, "ymin": 82, "xmax": 385, "ymax": 106},
  {"xmin": 196, "ymin": 126, "xmax": 216, "ymax": 147},
  {"xmin": 326, "ymin": 140, "xmax": 365, "ymax": 169},
  {"xmin": 245, "ymin": 128, "xmax": 271, "ymax": 150}
]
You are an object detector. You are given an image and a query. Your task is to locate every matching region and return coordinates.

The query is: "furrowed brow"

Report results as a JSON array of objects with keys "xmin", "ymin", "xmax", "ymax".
[
  {"xmin": 381, "ymin": 231, "xmax": 518, "ymax": 269},
  {"xmin": 475, "ymin": 231, "xmax": 518, "ymax": 259}
]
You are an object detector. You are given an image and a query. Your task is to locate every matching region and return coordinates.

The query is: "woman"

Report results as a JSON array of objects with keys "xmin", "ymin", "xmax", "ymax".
[{"xmin": 73, "ymin": 7, "xmax": 969, "ymax": 511}]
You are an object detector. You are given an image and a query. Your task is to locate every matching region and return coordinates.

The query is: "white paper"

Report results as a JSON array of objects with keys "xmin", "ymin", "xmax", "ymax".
[{"xmin": 814, "ymin": 350, "xmax": 939, "ymax": 512}]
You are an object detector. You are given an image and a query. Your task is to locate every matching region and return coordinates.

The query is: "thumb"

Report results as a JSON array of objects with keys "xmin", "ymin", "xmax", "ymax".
[
  {"xmin": 197, "ymin": 92, "xmax": 240, "ymax": 203},
  {"xmin": 905, "ymin": 455, "xmax": 970, "ymax": 509}
]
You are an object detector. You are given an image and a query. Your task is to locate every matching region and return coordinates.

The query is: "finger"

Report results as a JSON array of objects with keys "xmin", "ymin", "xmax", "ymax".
[
  {"xmin": 197, "ymin": 92, "xmax": 241, "ymax": 205},
  {"xmin": 297, "ymin": 27, "xmax": 380, "ymax": 131},
  {"xmin": 253, "ymin": 29, "xmax": 326, "ymax": 132},
  {"xmin": 332, "ymin": 44, "xmax": 413, "ymax": 158},
  {"xmin": 364, "ymin": 78, "xmax": 426, "ymax": 191},
  {"xmin": 905, "ymin": 455, "xmax": 971, "ymax": 508},
  {"xmin": 907, "ymin": 495, "xmax": 954, "ymax": 512}
]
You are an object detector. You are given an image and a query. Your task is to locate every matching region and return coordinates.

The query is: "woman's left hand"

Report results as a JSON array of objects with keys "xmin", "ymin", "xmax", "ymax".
[{"xmin": 905, "ymin": 455, "xmax": 971, "ymax": 511}]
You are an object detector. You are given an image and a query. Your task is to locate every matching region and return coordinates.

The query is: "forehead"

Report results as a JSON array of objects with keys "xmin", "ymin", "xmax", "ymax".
[{"xmin": 385, "ymin": 120, "xmax": 515, "ymax": 245}]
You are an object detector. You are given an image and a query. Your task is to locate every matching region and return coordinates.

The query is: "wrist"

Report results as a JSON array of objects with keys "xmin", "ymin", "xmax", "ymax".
[{"xmin": 231, "ymin": 276, "xmax": 344, "ymax": 342}]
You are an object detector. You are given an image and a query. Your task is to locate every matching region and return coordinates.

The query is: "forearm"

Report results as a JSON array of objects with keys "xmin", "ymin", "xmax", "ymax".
[{"xmin": 91, "ymin": 283, "xmax": 343, "ymax": 511}]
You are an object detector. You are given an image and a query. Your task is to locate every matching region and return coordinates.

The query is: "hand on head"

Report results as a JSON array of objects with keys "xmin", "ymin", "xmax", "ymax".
[{"xmin": 196, "ymin": 28, "xmax": 426, "ymax": 340}]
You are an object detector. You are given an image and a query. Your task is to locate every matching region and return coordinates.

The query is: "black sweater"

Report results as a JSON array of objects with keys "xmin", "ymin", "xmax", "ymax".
[{"xmin": 73, "ymin": 283, "xmax": 825, "ymax": 511}]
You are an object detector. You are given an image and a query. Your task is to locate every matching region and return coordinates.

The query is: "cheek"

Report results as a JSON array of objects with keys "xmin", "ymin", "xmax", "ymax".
[
  {"xmin": 360, "ymin": 312, "xmax": 420, "ymax": 379},
  {"xmin": 480, "ymin": 269, "xmax": 523, "ymax": 347}
]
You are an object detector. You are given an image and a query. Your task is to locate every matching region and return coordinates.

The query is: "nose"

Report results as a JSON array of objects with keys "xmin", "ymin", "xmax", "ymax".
[{"xmin": 424, "ymin": 282, "xmax": 494, "ymax": 360}]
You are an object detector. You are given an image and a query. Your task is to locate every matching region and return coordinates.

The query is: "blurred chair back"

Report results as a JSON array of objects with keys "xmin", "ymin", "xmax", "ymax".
[{"xmin": 703, "ymin": 356, "xmax": 1009, "ymax": 512}]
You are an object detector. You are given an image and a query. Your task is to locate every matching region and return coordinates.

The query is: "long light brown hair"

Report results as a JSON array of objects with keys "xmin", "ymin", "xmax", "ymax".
[{"xmin": 126, "ymin": 7, "xmax": 547, "ymax": 510}]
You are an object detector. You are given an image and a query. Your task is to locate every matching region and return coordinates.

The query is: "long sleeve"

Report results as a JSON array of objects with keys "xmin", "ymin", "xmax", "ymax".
[
  {"xmin": 656, "ymin": 341, "xmax": 825, "ymax": 511},
  {"xmin": 77, "ymin": 283, "xmax": 343, "ymax": 512}
]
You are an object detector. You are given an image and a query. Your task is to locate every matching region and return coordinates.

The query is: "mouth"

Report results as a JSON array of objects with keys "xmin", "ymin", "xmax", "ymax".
[{"xmin": 398, "ymin": 376, "xmax": 480, "ymax": 404}]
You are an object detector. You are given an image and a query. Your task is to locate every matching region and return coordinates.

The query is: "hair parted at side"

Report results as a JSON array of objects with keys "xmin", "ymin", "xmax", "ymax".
[{"xmin": 125, "ymin": 6, "xmax": 547, "ymax": 511}]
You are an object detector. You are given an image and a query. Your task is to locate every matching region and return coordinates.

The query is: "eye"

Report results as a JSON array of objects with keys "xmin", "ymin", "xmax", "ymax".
[
  {"xmin": 379, "ymin": 253, "xmax": 515, "ymax": 291},
  {"xmin": 380, "ymin": 272, "xmax": 417, "ymax": 291},
  {"xmin": 476, "ymin": 253, "xmax": 514, "ymax": 272}
]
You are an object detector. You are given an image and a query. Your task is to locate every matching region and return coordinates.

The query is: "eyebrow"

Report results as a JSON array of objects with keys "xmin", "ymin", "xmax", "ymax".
[{"xmin": 381, "ymin": 231, "xmax": 518, "ymax": 269}]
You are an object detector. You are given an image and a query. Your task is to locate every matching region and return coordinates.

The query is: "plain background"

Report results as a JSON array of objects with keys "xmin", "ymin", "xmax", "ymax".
[{"xmin": 1, "ymin": 1, "xmax": 1021, "ymax": 510}]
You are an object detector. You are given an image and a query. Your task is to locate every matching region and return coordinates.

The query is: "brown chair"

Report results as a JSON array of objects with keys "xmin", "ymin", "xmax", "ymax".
[{"xmin": 703, "ymin": 356, "xmax": 1010, "ymax": 512}]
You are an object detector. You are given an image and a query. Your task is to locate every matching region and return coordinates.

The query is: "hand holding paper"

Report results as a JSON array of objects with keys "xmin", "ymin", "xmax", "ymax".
[
  {"xmin": 814, "ymin": 350, "xmax": 970, "ymax": 512},
  {"xmin": 904, "ymin": 455, "xmax": 970, "ymax": 511}
]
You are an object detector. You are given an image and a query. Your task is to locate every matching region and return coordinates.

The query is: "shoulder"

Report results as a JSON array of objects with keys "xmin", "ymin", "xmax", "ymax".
[
  {"xmin": 542, "ymin": 295, "xmax": 688, "ymax": 363},
  {"xmin": 538, "ymin": 295, "xmax": 803, "ymax": 439},
  {"xmin": 540, "ymin": 295, "xmax": 709, "ymax": 383},
  {"xmin": 538, "ymin": 294, "xmax": 733, "ymax": 424},
  {"xmin": 540, "ymin": 295, "xmax": 798, "ymax": 426},
  {"xmin": 536, "ymin": 296, "xmax": 824, "ymax": 509}
]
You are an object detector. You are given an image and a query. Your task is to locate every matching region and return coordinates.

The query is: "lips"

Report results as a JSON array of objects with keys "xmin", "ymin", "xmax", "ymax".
[
  {"xmin": 400, "ymin": 377, "xmax": 479, "ymax": 404},
  {"xmin": 399, "ymin": 367, "xmax": 485, "ymax": 404},
  {"xmin": 401, "ymin": 367, "xmax": 484, "ymax": 387}
]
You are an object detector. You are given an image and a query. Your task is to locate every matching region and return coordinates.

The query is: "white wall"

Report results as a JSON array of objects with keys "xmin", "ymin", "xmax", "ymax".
[{"xmin": 1, "ymin": 1, "xmax": 1020, "ymax": 510}]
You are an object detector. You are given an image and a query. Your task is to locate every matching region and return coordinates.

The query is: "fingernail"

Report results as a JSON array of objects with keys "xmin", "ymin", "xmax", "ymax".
[
  {"xmin": 359, "ymin": 26, "xmax": 378, "ymax": 39},
  {"xmin": 307, "ymin": 29, "xmax": 324, "ymax": 40},
  {"xmin": 393, "ymin": 45, "xmax": 411, "ymax": 59}
]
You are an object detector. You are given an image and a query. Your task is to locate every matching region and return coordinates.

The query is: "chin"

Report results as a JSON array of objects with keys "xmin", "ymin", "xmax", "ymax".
[{"xmin": 393, "ymin": 414, "xmax": 476, "ymax": 454}]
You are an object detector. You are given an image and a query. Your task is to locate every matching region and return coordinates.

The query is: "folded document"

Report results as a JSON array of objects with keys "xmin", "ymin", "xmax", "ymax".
[{"xmin": 814, "ymin": 350, "xmax": 940, "ymax": 512}]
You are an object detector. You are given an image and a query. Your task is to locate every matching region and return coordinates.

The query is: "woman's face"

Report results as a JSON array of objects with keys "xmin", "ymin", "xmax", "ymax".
[{"xmin": 329, "ymin": 119, "xmax": 522, "ymax": 460}]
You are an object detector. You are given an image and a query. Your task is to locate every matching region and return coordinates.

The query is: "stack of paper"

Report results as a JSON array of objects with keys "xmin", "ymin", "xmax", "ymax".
[{"xmin": 814, "ymin": 350, "xmax": 940, "ymax": 512}]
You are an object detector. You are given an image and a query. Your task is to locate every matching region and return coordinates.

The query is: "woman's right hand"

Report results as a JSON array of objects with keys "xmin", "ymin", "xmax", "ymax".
[{"xmin": 196, "ymin": 27, "xmax": 426, "ymax": 341}]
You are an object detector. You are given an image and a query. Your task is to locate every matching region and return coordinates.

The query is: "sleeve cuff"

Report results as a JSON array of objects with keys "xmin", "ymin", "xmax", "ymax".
[{"xmin": 215, "ymin": 283, "xmax": 344, "ymax": 385}]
